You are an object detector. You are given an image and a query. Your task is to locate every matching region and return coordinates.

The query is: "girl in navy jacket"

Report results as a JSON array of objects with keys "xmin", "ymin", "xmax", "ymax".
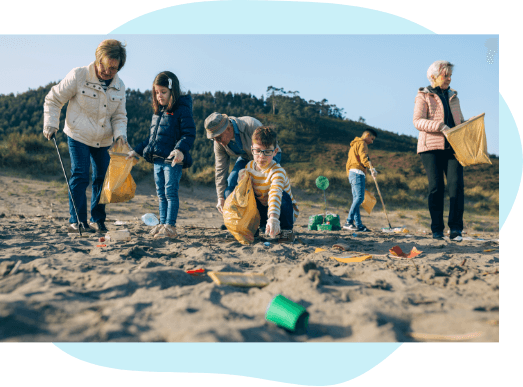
[{"xmin": 128, "ymin": 71, "xmax": 196, "ymax": 239}]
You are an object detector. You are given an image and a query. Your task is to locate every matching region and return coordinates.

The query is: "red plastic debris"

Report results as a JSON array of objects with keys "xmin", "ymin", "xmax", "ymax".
[
  {"xmin": 96, "ymin": 244, "xmax": 107, "ymax": 248},
  {"xmin": 99, "ymin": 237, "xmax": 105, "ymax": 242},
  {"xmin": 186, "ymin": 268, "xmax": 205, "ymax": 275},
  {"xmin": 389, "ymin": 245, "xmax": 422, "ymax": 259}
]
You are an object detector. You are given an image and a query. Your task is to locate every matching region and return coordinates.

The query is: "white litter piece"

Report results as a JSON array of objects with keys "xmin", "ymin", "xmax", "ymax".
[
  {"xmin": 462, "ymin": 237, "xmax": 498, "ymax": 242},
  {"xmin": 9, "ymin": 260, "xmax": 22, "ymax": 276},
  {"xmin": 142, "ymin": 213, "xmax": 159, "ymax": 226},
  {"xmin": 381, "ymin": 227, "xmax": 409, "ymax": 233},
  {"xmin": 105, "ymin": 229, "xmax": 131, "ymax": 241}
]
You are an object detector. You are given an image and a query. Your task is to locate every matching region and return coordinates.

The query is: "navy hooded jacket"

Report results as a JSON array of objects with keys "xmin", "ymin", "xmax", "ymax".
[{"xmin": 134, "ymin": 95, "xmax": 196, "ymax": 168}]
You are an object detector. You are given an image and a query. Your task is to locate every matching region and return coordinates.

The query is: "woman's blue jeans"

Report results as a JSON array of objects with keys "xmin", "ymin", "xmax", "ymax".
[
  {"xmin": 347, "ymin": 172, "xmax": 366, "ymax": 227},
  {"xmin": 153, "ymin": 161, "xmax": 183, "ymax": 226},
  {"xmin": 67, "ymin": 136, "xmax": 110, "ymax": 224}
]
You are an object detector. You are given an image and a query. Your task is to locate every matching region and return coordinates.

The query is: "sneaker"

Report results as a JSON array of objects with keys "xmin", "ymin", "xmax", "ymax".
[
  {"xmin": 432, "ymin": 231, "xmax": 444, "ymax": 240},
  {"xmin": 149, "ymin": 223, "xmax": 164, "ymax": 237},
  {"xmin": 89, "ymin": 220, "xmax": 108, "ymax": 233},
  {"xmin": 154, "ymin": 224, "xmax": 178, "ymax": 239},
  {"xmin": 68, "ymin": 222, "xmax": 95, "ymax": 233},
  {"xmin": 357, "ymin": 225, "xmax": 370, "ymax": 232},
  {"xmin": 278, "ymin": 230, "xmax": 295, "ymax": 244},
  {"xmin": 343, "ymin": 221, "xmax": 357, "ymax": 230},
  {"xmin": 450, "ymin": 230, "xmax": 463, "ymax": 242}
]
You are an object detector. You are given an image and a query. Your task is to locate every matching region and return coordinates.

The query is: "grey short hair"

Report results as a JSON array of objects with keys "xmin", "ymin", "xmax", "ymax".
[
  {"xmin": 95, "ymin": 39, "xmax": 127, "ymax": 71},
  {"xmin": 427, "ymin": 60, "xmax": 454, "ymax": 82}
]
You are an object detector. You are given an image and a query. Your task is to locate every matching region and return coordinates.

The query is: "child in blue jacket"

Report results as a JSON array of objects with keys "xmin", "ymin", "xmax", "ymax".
[{"xmin": 128, "ymin": 71, "xmax": 196, "ymax": 239}]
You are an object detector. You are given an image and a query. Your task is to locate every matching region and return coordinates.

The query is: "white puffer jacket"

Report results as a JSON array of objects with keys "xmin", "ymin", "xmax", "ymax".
[{"xmin": 43, "ymin": 61, "xmax": 127, "ymax": 148}]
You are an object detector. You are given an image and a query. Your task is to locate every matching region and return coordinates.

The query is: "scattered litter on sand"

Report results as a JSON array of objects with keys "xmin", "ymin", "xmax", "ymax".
[
  {"xmin": 0, "ymin": 177, "xmax": 499, "ymax": 342},
  {"xmin": 407, "ymin": 331, "xmax": 483, "ymax": 341},
  {"xmin": 208, "ymin": 272, "xmax": 270, "ymax": 288},
  {"xmin": 389, "ymin": 245, "xmax": 423, "ymax": 259}
]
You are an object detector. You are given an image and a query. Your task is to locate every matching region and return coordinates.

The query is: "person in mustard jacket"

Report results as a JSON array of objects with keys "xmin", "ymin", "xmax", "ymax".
[
  {"xmin": 43, "ymin": 39, "xmax": 128, "ymax": 234},
  {"xmin": 343, "ymin": 129, "xmax": 378, "ymax": 232}
]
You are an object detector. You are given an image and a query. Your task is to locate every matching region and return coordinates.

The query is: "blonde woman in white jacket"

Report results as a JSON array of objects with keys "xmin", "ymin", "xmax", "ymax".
[{"xmin": 43, "ymin": 39, "xmax": 128, "ymax": 234}]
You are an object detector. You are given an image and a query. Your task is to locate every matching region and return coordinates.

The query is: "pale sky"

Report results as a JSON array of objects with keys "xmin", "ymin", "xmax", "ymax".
[{"xmin": 0, "ymin": 34, "xmax": 499, "ymax": 154}]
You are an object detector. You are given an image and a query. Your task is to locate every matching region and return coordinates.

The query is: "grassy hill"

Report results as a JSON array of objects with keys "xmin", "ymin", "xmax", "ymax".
[{"xmin": 0, "ymin": 84, "xmax": 498, "ymax": 214}]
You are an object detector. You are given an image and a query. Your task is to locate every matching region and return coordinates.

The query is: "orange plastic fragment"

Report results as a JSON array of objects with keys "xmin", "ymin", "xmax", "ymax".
[{"xmin": 389, "ymin": 245, "xmax": 422, "ymax": 258}]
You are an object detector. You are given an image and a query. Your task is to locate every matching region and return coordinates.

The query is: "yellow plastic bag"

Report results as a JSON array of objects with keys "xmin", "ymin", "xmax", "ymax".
[
  {"xmin": 442, "ymin": 113, "xmax": 492, "ymax": 167},
  {"xmin": 361, "ymin": 189, "xmax": 377, "ymax": 215},
  {"xmin": 223, "ymin": 175, "xmax": 260, "ymax": 245},
  {"xmin": 99, "ymin": 142, "xmax": 138, "ymax": 204}
]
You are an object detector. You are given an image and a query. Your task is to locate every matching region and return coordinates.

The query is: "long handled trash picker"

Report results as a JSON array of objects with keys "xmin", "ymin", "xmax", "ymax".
[
  {"xmin": 51, "ymin": 134, "xmax": 85, "ymax": 237},
  {"xmin": 369, "ymin": 161, "xmax": 392, "ymax": 230}
]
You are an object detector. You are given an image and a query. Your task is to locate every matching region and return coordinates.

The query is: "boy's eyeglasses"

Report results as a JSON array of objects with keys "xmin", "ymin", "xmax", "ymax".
[{"xmin": 251, "ymin": 148, "xmax": 275, "ymax": 156}]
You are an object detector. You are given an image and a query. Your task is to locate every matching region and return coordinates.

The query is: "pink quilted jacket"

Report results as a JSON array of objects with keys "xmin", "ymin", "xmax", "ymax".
[{"xmin": 413, "ymin": 87, "xmax": 465, "ymax": 153}]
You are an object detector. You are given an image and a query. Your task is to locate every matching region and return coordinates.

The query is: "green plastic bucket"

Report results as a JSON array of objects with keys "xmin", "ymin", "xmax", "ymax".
[
  {"xmin": 265, "ymin": 294, "xmax": 309, "ymax": 333},
  {"xmin": 308, "ymin": 214, "xmax": 324, "ymax": 231},
  {"xmin": 325, "ymin": 214, "xmax": 341, "ymax": 230}
]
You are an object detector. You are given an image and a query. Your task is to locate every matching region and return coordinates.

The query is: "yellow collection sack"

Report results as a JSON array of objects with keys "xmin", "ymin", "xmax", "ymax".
[
  {"xmin": 361, "ymin": 189, "xmax": 377, "ymax": 215},
  {"xmin": 223, "ymin": 174, "xmax": 261, "ymax": 245},
  {"xmin": 99, "ymin": 142, "xmax": 138, "ymax": 204},
  {"xmin": 442, "ymin": 113, "xmax": 492, "ymax": 167}
]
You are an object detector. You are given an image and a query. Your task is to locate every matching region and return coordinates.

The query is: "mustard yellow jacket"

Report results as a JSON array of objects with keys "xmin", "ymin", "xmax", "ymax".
[{"xmin": 346, "ymin": 137, "xmax": 371, "ymax": 175}]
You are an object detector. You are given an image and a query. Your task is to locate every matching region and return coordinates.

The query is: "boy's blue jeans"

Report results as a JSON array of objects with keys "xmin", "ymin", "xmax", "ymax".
[
  {"xmin": 154, "ymin": 161, "xmax": 183, "ymax": 226},
  {"xmin": 224, "ymin": 152, "xmax": 282, "ymax": 199},
  {"xmin": 256, "ymin": 191, "xmax": 294, "ymax": 231},
  {"xmin": 67, "ymin": 136, "xmax": 110, "ymax": 224},
  {"xmin": 346, "ymin": 172, "xmax": 366, "ymax": 227}
]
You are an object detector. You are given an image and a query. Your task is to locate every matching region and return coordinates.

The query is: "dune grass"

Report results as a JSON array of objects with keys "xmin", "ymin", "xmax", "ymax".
[{"xmin": 1, "ymin": 133, "xmax": 498, "ymax": 216}]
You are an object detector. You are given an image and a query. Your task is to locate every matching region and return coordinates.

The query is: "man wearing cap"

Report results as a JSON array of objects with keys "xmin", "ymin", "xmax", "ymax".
[{"xmin": 205, "ymin": 112, "xmax": 281, "ymax": 213}]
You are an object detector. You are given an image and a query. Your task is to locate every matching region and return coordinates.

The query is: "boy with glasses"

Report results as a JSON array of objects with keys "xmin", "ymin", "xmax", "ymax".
[
  {"xmin": 204, "ymin": 112, "xmax": 281, "ymax": 215},
  {"xmin": 237, "ymin": 127, "xmax": 298, "ymax": 242}
]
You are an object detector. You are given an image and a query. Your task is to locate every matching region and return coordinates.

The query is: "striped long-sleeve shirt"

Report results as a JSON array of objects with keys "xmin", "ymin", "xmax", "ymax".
[{"xmin": 245, "ymin": 160, "xmax": 299, "ymax": 222}]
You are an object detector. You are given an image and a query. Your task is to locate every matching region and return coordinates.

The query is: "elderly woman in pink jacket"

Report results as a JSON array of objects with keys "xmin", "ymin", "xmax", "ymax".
[{"xmin": 413, "ymin": 60, "xmax": 467, "ymax": 242}]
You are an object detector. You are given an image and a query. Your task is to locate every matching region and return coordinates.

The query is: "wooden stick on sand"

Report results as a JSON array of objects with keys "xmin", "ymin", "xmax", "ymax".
[{"xmin": 369, "ymin": 161, "xmax": 392, "ymax": 229}]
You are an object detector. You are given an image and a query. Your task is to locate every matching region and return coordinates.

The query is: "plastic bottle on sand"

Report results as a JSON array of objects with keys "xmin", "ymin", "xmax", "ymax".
[{"xmin": 141, "ymin": 213, "xmax": 159, "ymax": 226}]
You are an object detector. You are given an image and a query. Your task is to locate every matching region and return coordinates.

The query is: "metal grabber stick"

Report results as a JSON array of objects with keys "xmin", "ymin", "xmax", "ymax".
[
  {"xmin": 51, "ymin": 133, "xmax": 84, "ymax": 236},
  {"xmin": 369, "ymin": 161, "xmax": 392, "ymax": 230}
]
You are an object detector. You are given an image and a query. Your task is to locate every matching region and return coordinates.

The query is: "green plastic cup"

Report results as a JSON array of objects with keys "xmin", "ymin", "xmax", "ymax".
[{"xmin": 265, "ymin": 294, "xmax": 309, "ymax": 334}]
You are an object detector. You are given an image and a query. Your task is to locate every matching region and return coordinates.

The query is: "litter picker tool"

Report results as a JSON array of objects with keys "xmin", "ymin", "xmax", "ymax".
[
  {"xmin": 369, "ymin": 161, "xmax": 392, "ymax": 230},
  {"xmin": 51, "ymin": 133, "xmax": 85, "ymax": 237}
]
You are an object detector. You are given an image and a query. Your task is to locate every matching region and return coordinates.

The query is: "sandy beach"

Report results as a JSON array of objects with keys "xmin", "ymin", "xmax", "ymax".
[{"xmin": 0, "ymin": 172, "xmax": 499, "ymax": 342}]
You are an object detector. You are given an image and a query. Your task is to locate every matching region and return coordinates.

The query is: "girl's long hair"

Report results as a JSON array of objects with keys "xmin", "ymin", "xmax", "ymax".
[{"xmin": 152, "ymin": 71, "xmax": 181, "ymax": 114}]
